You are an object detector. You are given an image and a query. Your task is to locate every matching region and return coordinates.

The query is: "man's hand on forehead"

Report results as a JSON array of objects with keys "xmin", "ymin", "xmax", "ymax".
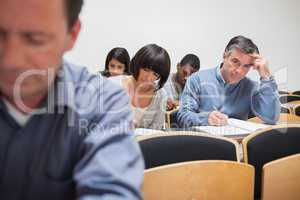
[{"xmin": 249, "ymin": 53, "xmax": 271, "ymax": 79}]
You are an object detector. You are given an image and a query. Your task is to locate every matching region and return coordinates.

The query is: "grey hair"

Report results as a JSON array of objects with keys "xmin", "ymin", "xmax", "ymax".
[{"xmin": 225, "ymin": 35, "xmax": 259, "ymax": 56}]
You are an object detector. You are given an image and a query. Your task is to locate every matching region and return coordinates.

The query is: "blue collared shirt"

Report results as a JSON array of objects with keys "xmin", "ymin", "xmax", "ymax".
[
  {"xmin": 0, "ymin": 61, "xmax": 144, "ymax": 200},
  {"xmin": 178, "ymin": 65, "xmax": 280, "ymax": 127}
]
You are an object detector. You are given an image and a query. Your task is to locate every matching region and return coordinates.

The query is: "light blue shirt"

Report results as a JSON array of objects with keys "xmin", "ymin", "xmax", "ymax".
[
  {"xmin": 0, "ymin": 61, "xmax": 144, "ymax": 200},
  {"xmin": 178, "ymin": 65, "xmax": 280, "ymax": 127}
]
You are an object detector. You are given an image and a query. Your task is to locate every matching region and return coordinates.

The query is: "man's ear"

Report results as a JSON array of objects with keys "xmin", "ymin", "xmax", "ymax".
[
  {"xmin": 66, "ymin": 19, "xmax": 81, "ymax": 51},
  {"xmin": 223, "ymin": 51, "xmax": 227, "ymax": 59}
]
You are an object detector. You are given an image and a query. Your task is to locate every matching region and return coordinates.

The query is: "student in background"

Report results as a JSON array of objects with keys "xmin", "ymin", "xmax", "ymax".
[
  {"xmin": 164, "ymin": 54, "xmax": 200, "ymax": 110},
  {"xmin": 178, "ymin": 35, "xmax": 280, "ymax": 127},
  {"xmin": 111, "ymin": 44, "xmax": 170, "ymax": 129},
  {"xmin": 100, "ymin": 47, "xmax": 130, "ymax": 77}
]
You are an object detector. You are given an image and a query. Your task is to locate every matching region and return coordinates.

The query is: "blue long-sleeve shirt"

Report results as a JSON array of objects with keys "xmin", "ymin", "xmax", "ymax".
[
  {"xmin": 0, "ymin": 61, "xmax": 144, "ymax": 200},
  {"xmin": 178, "ymin": 66, "xmax": 280, "ymax": 127}
]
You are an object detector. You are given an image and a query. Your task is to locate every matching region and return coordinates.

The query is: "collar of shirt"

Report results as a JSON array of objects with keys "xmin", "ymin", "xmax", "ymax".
[
  {"xmin": 1, "ymin": 98, "xmax": 32, "ymax": 126},
  {"xmin": 216, "ymin": 64, "xmax": 226, "ymax": 85}
]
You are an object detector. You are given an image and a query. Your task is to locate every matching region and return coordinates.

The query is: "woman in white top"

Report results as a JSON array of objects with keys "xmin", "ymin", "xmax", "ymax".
[{"xmin": 110, "ymin": 44, "xmax": 170, "ymax": 129}]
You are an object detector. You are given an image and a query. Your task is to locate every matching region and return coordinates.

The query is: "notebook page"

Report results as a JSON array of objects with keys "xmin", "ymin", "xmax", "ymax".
[
  {"xmin": 193, "ymin": 125, "xmax": 250, "ymax": 136},
  {"xmin": 227, "ymin": 118, "xmax": 269, "ymax": 132}
]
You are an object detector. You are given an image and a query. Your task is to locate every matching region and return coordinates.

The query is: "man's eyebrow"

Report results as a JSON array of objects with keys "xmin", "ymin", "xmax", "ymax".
[
  {"xmin": 231, "ymin": 57, "xmax": 238, "ymax": 60},
  {"xmin": 22, "ymin": 31, "xmax": 54, "ymax": 38},
  {"xmin": 0, "ymin": 27, "xmax": 54, "ymax": 39}
]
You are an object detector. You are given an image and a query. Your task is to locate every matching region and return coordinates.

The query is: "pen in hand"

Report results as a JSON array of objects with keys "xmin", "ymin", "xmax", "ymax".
[{"xmin": 208, "ymin": 105, "xmax": 228, "ymax": 126}]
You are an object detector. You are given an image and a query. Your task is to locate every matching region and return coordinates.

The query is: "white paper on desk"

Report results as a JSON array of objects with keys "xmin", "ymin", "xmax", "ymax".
[
  {"xmin": 193, "ymin": 125, "xmax": 250, "ymax": 136},
  {"xmin": 134, "ymin": 128, "xmax": 164, "ymax": 136},
  {"xmin": 227, "ymin": 118, "xmax": 269, "ymax": 132},
  {"xmin": 193, "ymin": 118, "xmax": 270, "ymax": 136}
]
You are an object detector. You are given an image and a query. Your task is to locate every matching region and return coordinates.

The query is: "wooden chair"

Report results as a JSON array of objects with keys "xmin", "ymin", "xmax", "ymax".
[
  {"xmin": 138, "ymin": 131, "xmax": 240, "ymax": 169},
  {"xmin": 280, "ymin": 106, "xmax": 291, "ymax": 114},
  {"xmin": 142, "ymin": 160, "xmax": 254, "ymax": 200},
  {"xmin": 292, "ymin": 90, "xmax": 300, "ymax": 96},
  {"xmin": 248, "ymin": 113, "xmax": 300, "ymax": 124},
  {"xmin": 261, "ymin": 153, "xmax": 300, "ymax": 200},
  {"xmin": 165, "ymin": 107, "xmax": 179, "ymax": 129},
  {"xmin": 295, "ymin": 104, "xmax": 300, "ymax": 117},
  {"xmin": 279, "ymin": 95, "xmax": 300, "ymax": 104},
  {"xmin": 282, "ymin": 100, "xmax": 300, "ymax": 115},
  {"xmin": 278, "ymin": 90, "xmax": 290, "ymax": 95},
  {"xmin": 242, "ymin": 124, "xmax": 300, "ymax": 199}
]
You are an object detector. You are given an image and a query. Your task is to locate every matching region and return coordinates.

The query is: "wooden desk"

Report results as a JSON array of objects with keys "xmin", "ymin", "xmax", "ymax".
[
  {"xmin": 248, "ymin": 113, "xmax": 300, "ymax": 124},
  {"xmin": 136, "ymin": 128, "xmax": 248, "ymax": 144}
]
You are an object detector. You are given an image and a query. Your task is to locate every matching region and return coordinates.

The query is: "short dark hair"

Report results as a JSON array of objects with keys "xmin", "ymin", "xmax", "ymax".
[
  {"xmin": 130, "ymin": 44, "xmax": 171, "ymax": 89},
  {"xmin": 225, "ymin": 35, "xmax": 259, "ymax": 55},
  {"xmin": 65, "ymin": 0, "xmax": 84, "ymax": 29},
  {"xmin": 179, "ymin": 54, "xmax": 200, "ymax": 71},
  {"xmin": 102, "ymin": 47, "xmax": 130, "ymax": 77}
]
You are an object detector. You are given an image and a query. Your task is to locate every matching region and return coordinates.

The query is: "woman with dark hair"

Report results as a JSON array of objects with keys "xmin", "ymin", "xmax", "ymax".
[
  {"xmin": 110, "ymin": 44, "xmax": 171, "ymax": 129},
  {"xmin": 100, "ymin": 47, "xmax": 130, "ymax": 77}
]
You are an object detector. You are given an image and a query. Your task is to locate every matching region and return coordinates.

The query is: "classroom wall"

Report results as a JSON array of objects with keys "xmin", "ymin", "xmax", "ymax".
[{"xmin": 65, "ymin": 0, "xmax": 300, "ymax": 91}]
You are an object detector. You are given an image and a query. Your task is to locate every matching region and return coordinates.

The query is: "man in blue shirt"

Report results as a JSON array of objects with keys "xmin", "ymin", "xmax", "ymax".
[
  {"xmin": 0, "ymin": 0, "xmax": 144, "ymax": 199},
  {"xmin": 178, "ymin": 35, "xmax": 280, "ymax": 127}
]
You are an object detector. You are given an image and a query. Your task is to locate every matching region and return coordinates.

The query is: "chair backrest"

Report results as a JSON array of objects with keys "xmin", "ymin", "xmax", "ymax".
[
  {"xmin": 295, "ymin": 104, "xmax": 300, "ymax": 116},
  {"xmin": 279, "ymin": 90, "xmax": 290, "ymax": 95},
  {"xmin": 280, "ymin": 106, "xmax": 290, "ymax": 113},
  {"xmin": 138, "ymin": 131, "xmax": 240, "ymax": 169},
  {"xmin": 242, "ymin": 125, "xmax": 300, "ymax": 199},
  {"xmin": 279, "ymin": 95, "xmax": 300, "ymax": 104},
  {"xmin": 292, "ymin": 90, "xmax": 300, "ymax": 96},
  {"xmin": 261, "ymin": 153, "xmax": 300, "ymax": 200},
  {"xmin": 142, "ymin": 160, "xmax": 255, "ymax": 200}
]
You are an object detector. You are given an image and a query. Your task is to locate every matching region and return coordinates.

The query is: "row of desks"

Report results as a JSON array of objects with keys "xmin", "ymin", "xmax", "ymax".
[{"xmin": 139, "ymin": 113, "xmax": 300, "ymax": 143}]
